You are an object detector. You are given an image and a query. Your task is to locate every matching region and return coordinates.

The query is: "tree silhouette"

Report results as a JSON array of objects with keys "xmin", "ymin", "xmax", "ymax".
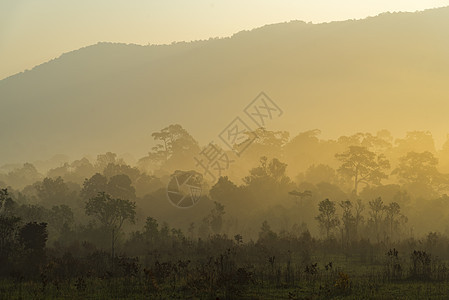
[
  {"xmin": 0, "ymin": 215, "xmax": 20, "ymax": 258},
  {"xmin": 336, "ymin": 146, "xmax": 390, "ymax": 195},
  {"xmin": 145, "ymin": 124, "xmax": 200, "ymax": 169},
  {"xmin": 315, "ymin": 199, "xmax": 340, "ymax": 239},
  {"xmin": 209, "ymin": 201, "xmax": 225, "ymax": 234},
  {"xmin": 0, "ymin": 188, "xmax": 15, "ymax": 215},
  {"xmin": 18, "ymin": 222, "xmax": 48, "ymax": 276},
  {"xmin": 392, "ymin": 151, "xmax": 449, "ymax": 194},
  {"xmin": 85, "ymin": 192, "xmax": 136, "ymax": 263},
  {"xmin": 385, "ymin": 202, "xmax": 402, "ymax": 240},
  {"xmin": 107, "ymin": 174, "xmax": 136, "ymax": 200},
  {"xmin": 368, "ymin": 197, "xmax": 385, "ymax": 242},
  {"xmin": 34, "ymin": 176, "xmax": 69, "ymax": 206},
  {"xmin": 81, "ymin": 173, "xmax": 108, "ymax": 200}
]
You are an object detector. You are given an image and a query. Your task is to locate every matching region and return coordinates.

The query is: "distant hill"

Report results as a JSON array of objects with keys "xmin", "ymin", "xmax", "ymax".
[{"xmin": 1, "ymin": 7, "xmax": 449, "ymax": 166}]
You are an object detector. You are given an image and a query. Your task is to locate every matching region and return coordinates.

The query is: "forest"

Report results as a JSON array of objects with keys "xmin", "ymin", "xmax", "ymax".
[{"xmin": 2, "ymin": 124, "xmax": 449, "ymax": 298}]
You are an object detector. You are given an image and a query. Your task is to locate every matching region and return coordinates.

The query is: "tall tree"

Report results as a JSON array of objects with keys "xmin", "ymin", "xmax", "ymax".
[
  {"xmin": 336, "ymin": 146, "xmax": 390, "ymax": 195},
  {"xmin": 85, "ymin": 192, "xmax": 136, "ymax": 261},
  {"xmin": 144, "ymin": 124, "xmax": 200, "ymax": 169}
]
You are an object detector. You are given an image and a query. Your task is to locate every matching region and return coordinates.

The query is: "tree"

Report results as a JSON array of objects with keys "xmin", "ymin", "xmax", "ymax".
[
  {"xmin": 81, "ymin": 173, "xmax": 108, "ymax": 200},
  {"xmin": 34, "ymin": 177, "xmax": 69, "ymax": 206},
  {"xmin": 0, "ymin": 215, "xmax": 21, "ymax": 258},
  {"xmin": 18, "ymin": 222, "xmax": 48, "ymax": 276},
  {"xmin": 368, "ymin": 197, "xmax": 385, "ymax": 242},
  {"xmin": 395, "ymin": 131, "xmax": 436, "ymax": 156},
  {"xmin": 141, "ymin": 124, "xmax": 200, "ymax": 171},
  {"xmin": 337, "ymin": 131, "xmax": 393, "ymax": 153},
  {"xmin": 81, "ymin": 173, "xmax": 136, "ymax": 201},
  {"xmin": 103, "ymin": 163, "xmax": 141, "ymax": 182},
  {"xmin": 19, "ymin": 222, "xmax": 48, "ymax": 251},
  {"xmin": 15, "ymin": 204, "xmax": 47, "ymax": 224},
  {"xmin": 210, "ymin": 176, "xmax": 238, "ymax": 204},
  {"xmin": 0, "ymin": 188, "xmax": 15, "ymax": 215},
  {"xmin": 258, "ymin": 220, "xmax": 277, "ymax": 244},
  {"xmin": 48, "ymin": 204, "xmax": 74, "ymax": 234},
  {"xmin": 68, "ymin": 157, "xmax": 95, "ymax": 182},
  {"xmin": 392, "ymin": 151, "xmax": 449, "ymax": 195},
  {"xmin": 95, "ymin": 152, "xmax": 122, "ymax": 172},
  {"xmin": 144, "ymin": 216, "xmax": 159, "ymax": 244},
  {"xmin": 85, "ymin": 192, "xmax": 136, "ymax": 261},
  {"xmin": 107, "ymin": 174, "xmax": 136, "ymax": 200},
  {"xmin": 284, "ymin": 129, "xmax": 325, "ymax": 172},
  {"xmin": 238, "ymin": 128, "xmax": 289, "ymax": 164},
  {"xmin": 243, "ymin": 156, "xmax": 291, "ymax": 186},
  {"xmin": 302, "ymin": 164, "xmax": 339, "ymax": 185},
  {"xmin": 385, "ymin": 202, "xmax": 401, "ymax": 240},
  {"xmin": 5, "ymin": 163, "xmax": 43, "ymax": 189},
  {"xmin": 209, "ymin": 202, "xmax": 225, "ymax": 234},
  {"xmin": 339, "ymin": 200, "xmax": 355, "ymax": 245},
  {"xmin": 336, "ymin": 146, "xmax": 390, "ymax": 195},
  {"xmin": 242, "ymin": 157, "xmax": 294, "ymax": 208},
  {"xmin": 315, "ymin": 199, "xmax": 340, "ymax": 239},
  {"xmin": 354, "ymin": 199, "xmax": 365, "ymax": 239}
]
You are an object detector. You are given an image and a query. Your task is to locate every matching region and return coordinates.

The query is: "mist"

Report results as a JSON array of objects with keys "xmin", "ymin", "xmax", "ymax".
[{"xmin": 2, "ymin": 5, "xmax": 449, "ymax": 299}]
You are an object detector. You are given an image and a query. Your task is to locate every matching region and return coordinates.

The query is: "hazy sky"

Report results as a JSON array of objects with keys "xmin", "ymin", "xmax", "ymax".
[{"xmin": 1, "ymin": 0, "xmax": 449, "ymax": 80}]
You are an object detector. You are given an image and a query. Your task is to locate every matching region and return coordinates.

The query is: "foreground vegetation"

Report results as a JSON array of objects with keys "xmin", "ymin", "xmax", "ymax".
[{"xmin": 3, "ymin": 235, "xmax": 449, "ymax": 299}]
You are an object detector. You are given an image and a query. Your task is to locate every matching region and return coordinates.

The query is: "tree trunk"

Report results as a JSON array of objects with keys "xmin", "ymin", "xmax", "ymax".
[{"xmin": 111, "ymin": 228, "xmax": 115, "ymax": 273}]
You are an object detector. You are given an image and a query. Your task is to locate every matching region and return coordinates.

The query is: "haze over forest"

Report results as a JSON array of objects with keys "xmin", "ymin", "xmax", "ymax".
[
  {"xmin": 2, "ymin": 6, "xmax": 449, "ymax": 299},
  {"xmin": 1, "ymin": 7, "xmax": 449, "ymax": 167}
]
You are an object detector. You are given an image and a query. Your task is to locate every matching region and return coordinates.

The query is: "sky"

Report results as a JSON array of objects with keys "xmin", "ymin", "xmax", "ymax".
[{"xmin": 1, "ymin": 0, "xmax": 449, "ymax": 80}]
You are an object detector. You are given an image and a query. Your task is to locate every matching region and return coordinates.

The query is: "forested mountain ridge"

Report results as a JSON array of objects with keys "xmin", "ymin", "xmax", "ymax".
[{"xmin": 1, "ymin": 7, "xmax": 449, "ymax": 165}]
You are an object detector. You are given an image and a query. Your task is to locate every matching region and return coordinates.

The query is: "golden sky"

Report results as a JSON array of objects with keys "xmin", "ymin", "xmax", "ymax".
[{"xmin": 1, "ymin": 0, "xmax": 449, "ymax": 80}]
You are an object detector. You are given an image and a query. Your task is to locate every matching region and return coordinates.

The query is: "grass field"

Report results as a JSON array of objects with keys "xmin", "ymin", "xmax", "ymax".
[{"xmin": 2, "ymin": 252, "xmax": 449, "ymax": 299}]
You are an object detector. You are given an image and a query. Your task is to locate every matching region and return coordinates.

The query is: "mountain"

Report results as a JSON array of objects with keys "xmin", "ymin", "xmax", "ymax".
[{"xmin": 1, "ymin": 7, "xmax": 449, "ymax": 166}]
